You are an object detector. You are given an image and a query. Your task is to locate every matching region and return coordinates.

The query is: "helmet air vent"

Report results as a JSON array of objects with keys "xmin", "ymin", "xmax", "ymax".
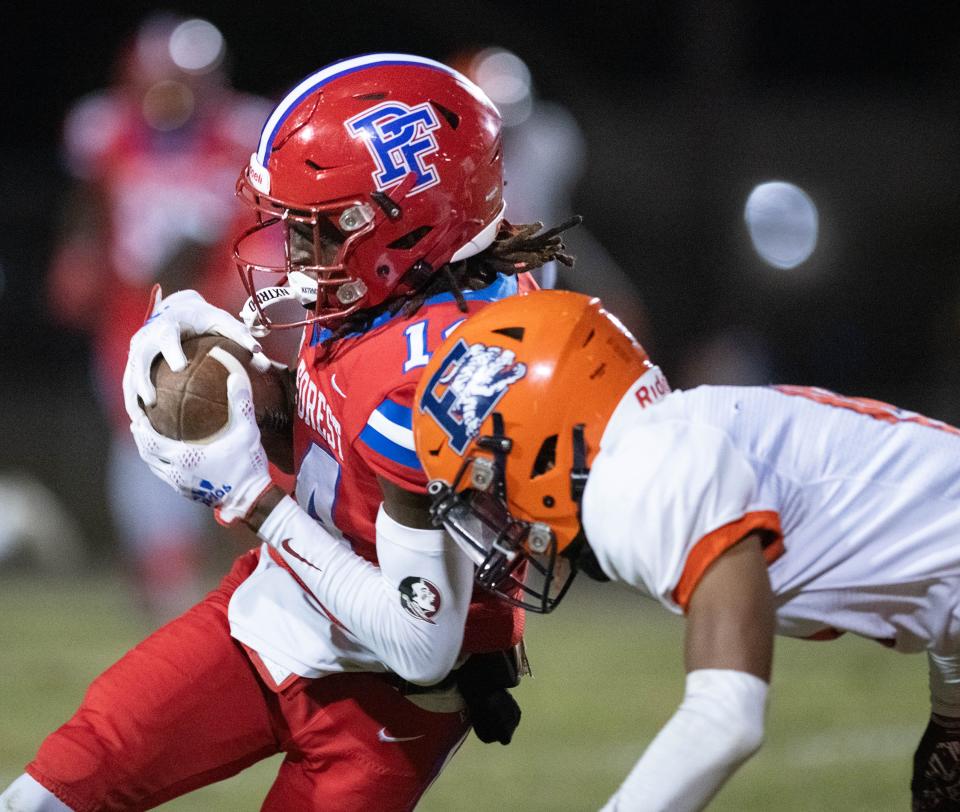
[
  {"xmin": 530, "ymin": 434, "xmax": 558, "ymax": 478},
  {"xmin": 429, "ymin": 100, "xmax": 460, "ymax": 129},
  {"xmin": 492, "ymin": 326, "xmax": 525, "ymax": 342},
  {"xmin": 389, "ymin": 226, "xmax": 433, "ymax": 250},
  {"xmin": 353, "ymin": 92, "xmax": 387, "ymax": 100},
  {"xmin": 305, "ymin": 159, "xmax": 334, "ymax": 172},
  {"xmin": 582, "ymin": 328, "xmax": 595, "ymax": 347}
]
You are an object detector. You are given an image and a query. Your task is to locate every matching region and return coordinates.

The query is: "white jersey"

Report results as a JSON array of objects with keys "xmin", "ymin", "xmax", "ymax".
[{"xmin": 582, "ymin": 379, "xmax": 960, "ymax": 654}]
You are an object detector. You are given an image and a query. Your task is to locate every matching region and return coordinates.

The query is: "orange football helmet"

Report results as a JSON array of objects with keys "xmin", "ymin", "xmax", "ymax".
[{"xmin": 412, "ymin": 290, "xmax": 662, "ymax": 612}]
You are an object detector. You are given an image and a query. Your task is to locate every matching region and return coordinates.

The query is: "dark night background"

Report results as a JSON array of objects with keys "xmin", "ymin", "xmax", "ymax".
[{"xmin": 3, "ymin": 2, "xmax": 960, "ymax": 556}]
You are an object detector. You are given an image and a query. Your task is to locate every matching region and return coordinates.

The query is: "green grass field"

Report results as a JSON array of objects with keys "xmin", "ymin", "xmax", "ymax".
[{"xmin": 0, "ymin": 571, "xmax": 926, "ymax": 810}]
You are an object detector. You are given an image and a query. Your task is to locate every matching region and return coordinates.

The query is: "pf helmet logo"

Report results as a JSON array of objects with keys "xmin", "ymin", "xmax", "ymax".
[
  {"xmin": 399, "ymin": 576, "xmax": 442, "ymax": 623},
  {"xmin": 419, "ymin": 339, "xmax": 527, "ymax": 454},
  {"xmin": 345, "ymin": 101, "xmax": 441, "ymax": 195}
]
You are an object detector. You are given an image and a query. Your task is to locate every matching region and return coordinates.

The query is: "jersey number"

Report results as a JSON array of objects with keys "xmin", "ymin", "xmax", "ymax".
[
  {"xmin": 403, "ymin": 319, "xmax": 466, "ymax": 373},
  {"xmin": 296, "ymin": 444, "xmax": 343, "ymax": 535}
]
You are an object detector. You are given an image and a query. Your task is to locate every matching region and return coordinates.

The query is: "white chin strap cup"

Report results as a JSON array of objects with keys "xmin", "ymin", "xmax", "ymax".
[{"xmin": 238, "ymin": 271, "xmax": 319, "ymax": 336}]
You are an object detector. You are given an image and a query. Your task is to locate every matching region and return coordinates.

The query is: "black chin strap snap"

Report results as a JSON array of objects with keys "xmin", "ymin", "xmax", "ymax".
[
  {"xmin": 566, "ymin": 422, "xmax": 607, "ymax": 580},
  {"xmin": 570, "ymin": 423, "xmax": 589, "ymax": 503}
]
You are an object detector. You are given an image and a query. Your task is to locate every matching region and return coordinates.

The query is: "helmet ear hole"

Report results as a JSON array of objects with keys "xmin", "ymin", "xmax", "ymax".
[{"xmin": 530, "ymin": 434, "xmax": 558, "ymax": 478}]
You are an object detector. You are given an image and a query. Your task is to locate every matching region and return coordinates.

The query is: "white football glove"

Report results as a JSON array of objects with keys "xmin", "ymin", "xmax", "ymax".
[
  {"xmin": 123, "ymin": 285, "xmax": 272, "ymax": 421},
  {"xmin": 130, "ymin": 349, "xmax": 273, "ymax": 526}
]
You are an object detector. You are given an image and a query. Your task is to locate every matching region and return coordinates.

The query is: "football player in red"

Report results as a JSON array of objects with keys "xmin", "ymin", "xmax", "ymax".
[
  {"xmin": 46, "ymin": 12, "xmax": 271, "ymax": 619},
  {"xmin": 1, "ymin": 54, "xmax": 578, "ymax": 811},
  {"xmin": 410, "ymin": 289, "xmax": 960, "ymax": 812}
]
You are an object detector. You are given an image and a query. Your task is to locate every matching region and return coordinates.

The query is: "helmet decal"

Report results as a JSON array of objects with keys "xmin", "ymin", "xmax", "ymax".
[
  {"xmin": 399, "ymin": 576, "xmax": 442, "ymax": 622},
  {"xmin": 419, "ymin": 338, "xmax": 527, "ymax": 454},
  {"xmin": 345, "ymin": 101, "xmax": 442, "ymax": 194}
]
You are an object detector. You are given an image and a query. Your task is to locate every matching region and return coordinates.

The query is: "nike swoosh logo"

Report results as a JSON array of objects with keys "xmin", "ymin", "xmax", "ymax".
[
  {"xmin": 331, "ymin": 373, "xmax": 346, "ymax": 398},
  {"xmin": 377, "ymin": 727, "xmax": 424, "ymax": 743},
  {"xmin": 280, "ymin": 539, "xmax": 322, "ymax": 571}
]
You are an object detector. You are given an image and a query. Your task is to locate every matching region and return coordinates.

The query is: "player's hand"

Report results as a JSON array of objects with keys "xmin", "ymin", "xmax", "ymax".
[
  {"xmin": 123, "ymin": 285, "xmax": 271, "ymax": 419},
  {"xmin": 456, "ymin": 649, "xmax": 523, "ymax": 745},
  {"xmin": 911, "ymin": 713, "xmax": 960, "ymax": 811},
  {"xmin": 130, "ymin": 364, "xmax": 273, "ymax": 526}
]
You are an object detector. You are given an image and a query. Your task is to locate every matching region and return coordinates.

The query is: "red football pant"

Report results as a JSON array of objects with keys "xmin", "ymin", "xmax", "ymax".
[{"xmin": 27, "ymin": 551, "xmax": 470, "ymax": 812}]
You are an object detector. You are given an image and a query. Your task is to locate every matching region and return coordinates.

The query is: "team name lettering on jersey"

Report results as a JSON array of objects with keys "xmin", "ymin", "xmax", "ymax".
[{"xmin": 296, "ymin": 359, "xmax": 344, "ymax": 459}]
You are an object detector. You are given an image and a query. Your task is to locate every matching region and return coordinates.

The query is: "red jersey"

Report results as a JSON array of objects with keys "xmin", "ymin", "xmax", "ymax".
[{"xmin": 292, "ymin": 274, "xmax": 533, "ymax": 652}]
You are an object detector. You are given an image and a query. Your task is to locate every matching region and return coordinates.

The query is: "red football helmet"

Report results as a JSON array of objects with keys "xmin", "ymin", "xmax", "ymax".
[{"xmin": 234, "ymin": 53, "xmax": 506, "ymax": 334}]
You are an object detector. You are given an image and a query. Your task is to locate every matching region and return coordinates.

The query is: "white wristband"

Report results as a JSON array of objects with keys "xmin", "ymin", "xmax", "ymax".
[{"xmin": 929, "ymin": 651, "xmax": 960, "ymax": 718}]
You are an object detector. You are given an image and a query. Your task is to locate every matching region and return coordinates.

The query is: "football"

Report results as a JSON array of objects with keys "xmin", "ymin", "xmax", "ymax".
[{"xmin": 142, "ymin": 334, "xmax": 294, "ymax": 471}]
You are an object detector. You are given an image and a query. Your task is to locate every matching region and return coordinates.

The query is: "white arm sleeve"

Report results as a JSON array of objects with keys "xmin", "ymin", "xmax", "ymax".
[
  {"xmin": 260, "ymin": 495, "xmax": 473, "ymax": 685},
  {"xmin": 600, "ymin": 669, "xmax": 768, "ymax": 812}
]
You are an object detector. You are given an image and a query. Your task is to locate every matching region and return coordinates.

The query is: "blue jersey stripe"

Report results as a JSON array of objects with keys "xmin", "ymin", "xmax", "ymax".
[
  {"xmin": 359, "ymin": 425, "xmax": 422, "ymax": 470},
  {"xmin": 376, "ymin": 398, "xmax": 413, "ymax": 429}
]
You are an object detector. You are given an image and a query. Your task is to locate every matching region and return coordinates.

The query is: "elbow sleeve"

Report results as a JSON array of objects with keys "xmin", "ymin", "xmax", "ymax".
[
  {"xmin": 260, "ymin": 496, "xmax": 471, "ymax": 683},
  {"xmin": 682, "ymin": 669, "xmax": 767, "ymax": 760},
  {"xmin": 373, "ymin": 506, "xmax": 473, "ymax": 684}
]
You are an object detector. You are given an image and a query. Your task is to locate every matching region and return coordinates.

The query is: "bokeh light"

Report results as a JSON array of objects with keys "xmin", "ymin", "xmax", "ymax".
[
  {"xmin": 471, "ymin": 48, "xmax": 533, "ymax": 127},
  {"xmin": 169, "ymin": 19, "xmax": 225, "ymax": 74},
  {"xmin": 744, "ymin": 181, "xmax": 819, "ymax": 270}
]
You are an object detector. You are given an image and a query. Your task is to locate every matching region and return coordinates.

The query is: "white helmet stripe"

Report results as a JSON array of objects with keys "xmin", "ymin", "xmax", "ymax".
[{"xmin": 256, "ymin": 53, "xmax": 486, "ymax": 166}]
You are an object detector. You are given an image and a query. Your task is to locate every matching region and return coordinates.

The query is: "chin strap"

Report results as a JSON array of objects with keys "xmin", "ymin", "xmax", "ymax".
[
  {"xmin": 572, "ymin": 533, "xmax": 610, "ymax": 582},
  {"xmin": 239, "ymin": 271, "xmax": 319, "ymax": 336},
  {"xmin": 570, "ymin": 423, "xmax": 590, "ymax": 503},
  {"xmin": 476, "ymin": 412, "xmax": 513, "ymax": 501},
  {"xmin": 568, "ymin": 422, "xmax": 608, "ymax": 580}
]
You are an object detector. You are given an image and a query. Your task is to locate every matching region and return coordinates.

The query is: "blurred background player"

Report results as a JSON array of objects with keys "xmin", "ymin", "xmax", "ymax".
[
  {"xmin": 449, "ymin": 46, "xmax": 648, "ymax": 340},
  {"xmin": 45, "ymin": 12, "xmax": 271, "ymax": 620}
]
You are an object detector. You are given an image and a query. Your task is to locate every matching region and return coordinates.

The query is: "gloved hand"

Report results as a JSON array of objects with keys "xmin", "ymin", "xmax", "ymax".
[
  {"xmin": 912, "ymin": 713, "xmax": 960, "ymax": 811},
  {"xmin": 456, "ymin": 648, "xmax": 523, "ymax": 745},
  {"xmin": 123, "ymin": 285, "xmax": 271, "ymax": 421},
  {"xmin": 130, "ymin": 354, "xmax": 273, "ymax": 526}
]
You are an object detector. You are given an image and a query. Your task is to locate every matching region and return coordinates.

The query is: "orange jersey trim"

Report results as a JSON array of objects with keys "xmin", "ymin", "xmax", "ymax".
[{"xmin": 672, "ymin": 510, "xmax": 783, "ymax": 611}]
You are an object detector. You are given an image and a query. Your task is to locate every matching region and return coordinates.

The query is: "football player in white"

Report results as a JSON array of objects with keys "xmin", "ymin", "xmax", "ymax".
[{"xmin": 412, "ymin": 289, "xmax": 960, "ymax": 812}]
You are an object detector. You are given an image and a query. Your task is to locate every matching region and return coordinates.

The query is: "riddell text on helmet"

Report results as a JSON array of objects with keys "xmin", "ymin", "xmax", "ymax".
[{"xmin": 635, "ymin": 369, "xmax": 671, "ymax": 409}]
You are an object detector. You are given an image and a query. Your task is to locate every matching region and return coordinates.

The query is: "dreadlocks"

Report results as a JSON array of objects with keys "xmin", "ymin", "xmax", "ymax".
[{"xmin": 324, "ymin": 215, "xmax": 583, "ymax": 344}]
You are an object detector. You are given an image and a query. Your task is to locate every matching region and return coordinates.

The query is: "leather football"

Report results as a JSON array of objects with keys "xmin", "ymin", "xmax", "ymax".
[{"xmin": 142, "ymin": 335, "xmax": 294, "ymax": 470}]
